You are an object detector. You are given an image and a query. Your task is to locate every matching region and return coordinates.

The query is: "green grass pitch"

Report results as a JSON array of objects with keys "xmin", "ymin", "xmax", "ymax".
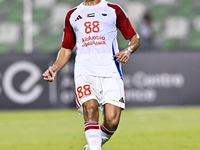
[{"xmin": 0, "ymin": 106, "xmax": 200, "ymax": 150}]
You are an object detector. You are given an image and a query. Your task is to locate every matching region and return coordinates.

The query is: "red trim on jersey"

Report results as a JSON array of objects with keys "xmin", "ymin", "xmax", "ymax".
[
  {"xmin": 62, "ymin": 8, "xmax": 77, "ymax": 50},
  {"xmin": 75, "ymin": 86, "xmax": 81, "ymax": 108},
  {"xmin": 107, "ymin": 3, "xmax": 137, "ymax": 40}
]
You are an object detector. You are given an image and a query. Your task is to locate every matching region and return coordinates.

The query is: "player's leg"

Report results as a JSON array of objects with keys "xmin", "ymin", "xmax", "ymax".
[
  {"xmin": 75, "ymin": 75, "xmax": 103, "ymax": 150},
  {"xmin": 100, "ymin": 103, "xmax": 122, "ymax": 145},
  {"xmin": 83, "ymin": 99, "xmax": 102, "ymax": 150},
  {"xmin": 99, "ymin": 77, "xmax": 125, "ymax": 146},
  {"xmin": 83, "ymin": 99, "xmax": 99, "ymax": 122}
]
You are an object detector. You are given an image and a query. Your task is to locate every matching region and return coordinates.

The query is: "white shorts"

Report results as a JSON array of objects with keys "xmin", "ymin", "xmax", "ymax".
[{"xmin": 75, "ymin": 75, "xmax": 125, "ymax": 114}]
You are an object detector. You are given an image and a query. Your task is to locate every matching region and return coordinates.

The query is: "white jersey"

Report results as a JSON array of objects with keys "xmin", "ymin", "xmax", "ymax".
[{"xmin": 62, "ymin": 0, "xmax": 137, "ymax": 79}]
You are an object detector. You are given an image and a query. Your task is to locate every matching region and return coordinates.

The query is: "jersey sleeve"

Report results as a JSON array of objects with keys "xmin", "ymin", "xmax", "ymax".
[
  {"xmin": 108, "ymin": 4, "xmax": 137, "ymax": 40},
  {"xmin": 62, "ymin": 8, "xmax": 77, "ymax": 50}
]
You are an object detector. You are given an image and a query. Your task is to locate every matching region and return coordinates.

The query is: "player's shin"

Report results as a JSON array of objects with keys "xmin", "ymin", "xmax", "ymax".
[
  {"xmin": 85, "ymin": 121, "xmax": 101, "ymax": 150},
  {"xmin": 100, "ymin": 123, "xmax": 115, "ymax": 145}
]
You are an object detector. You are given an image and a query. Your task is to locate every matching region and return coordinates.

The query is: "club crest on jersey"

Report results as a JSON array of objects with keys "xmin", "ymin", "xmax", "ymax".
[
  {"xmin": 101, "ymin": 11, "xmax": 108, "ymax": 17},
  {"xmin": 87, "ymin": 13, "xmax": 95, "ymax": 17}
]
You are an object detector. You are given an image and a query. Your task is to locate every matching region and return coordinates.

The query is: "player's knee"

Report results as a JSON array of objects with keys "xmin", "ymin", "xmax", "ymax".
[
  {"xmin": 104, "ymin": 115, "xmax": 120, "ymax": 131},
  {"xmin": 85, "ymin": 106, "xmax": 97, "ymax": 116},
  {"xmin": 83, "ymin": 101, "xmax": 99, "ymax": 121}
]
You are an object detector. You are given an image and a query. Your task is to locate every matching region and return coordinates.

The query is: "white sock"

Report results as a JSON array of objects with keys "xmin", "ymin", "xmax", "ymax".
[
  {"xmin": 85, "ymin": 121, "xmax": 101, "ymax": 150},
  {"xmin": 100, "ymin": 123, "xmax": 115, "ymax": 145}
]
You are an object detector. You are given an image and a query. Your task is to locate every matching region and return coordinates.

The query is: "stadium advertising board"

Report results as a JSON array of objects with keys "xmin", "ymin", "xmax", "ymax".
[
  {"xmin": 123, "ymin": 52, "xmax": 200, "ymax": 107},
  {"xmin": 0, "ymin": 54, "xmax": 75, "ymax": 109},
  {"xmin": 0, "ymin": 52, "xmax": 199, "ymax": 109}
]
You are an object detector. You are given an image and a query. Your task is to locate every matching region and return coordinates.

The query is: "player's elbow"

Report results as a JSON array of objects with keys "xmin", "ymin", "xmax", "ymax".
[
  {"xmin": 130, "ymin": 33, "xmax": 141, "ymax": 48},
  {"xmin": 132, "ymin": 34, "xmax": 141, "ymax": 51},
  {"xmin": 136, "ymin": 33, "xmax": 141, "ymax": 48}
]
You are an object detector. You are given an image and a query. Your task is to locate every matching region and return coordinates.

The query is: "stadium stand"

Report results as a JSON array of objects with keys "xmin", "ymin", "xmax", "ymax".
[
  {"xmin": 0, "ymin": 0, "xmax": 199, "ymax": 53},
  {"xmin": 175, "ymin": 0, "xmax": 193, "ymax": 17},
  {"xmin": 5, "ymin": 1, "xmax": 23, "ymax": 22},
  {"xmin": 0, "ymin": 22, "xmax": 21, "ymax": 43},
  {"xmin": 33, "ymin": 8, "xmax": 49, "ymax": 23}
]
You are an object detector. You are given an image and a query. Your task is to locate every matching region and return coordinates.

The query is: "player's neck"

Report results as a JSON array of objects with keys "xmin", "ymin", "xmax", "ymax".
[{"xmin": 83, "ymin": 0, "xmax": 101, "ymax": 6}]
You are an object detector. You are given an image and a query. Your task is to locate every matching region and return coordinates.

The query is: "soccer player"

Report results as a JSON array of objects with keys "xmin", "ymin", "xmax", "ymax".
[{"xmin": 43, "ymin": 0, "xmax": 141, "ymax": 150}]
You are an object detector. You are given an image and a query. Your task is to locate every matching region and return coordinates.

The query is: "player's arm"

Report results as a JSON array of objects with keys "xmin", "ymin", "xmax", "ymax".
[
  {"xmin": 43, "ymin": 8, "xmax": 76, "ymax": 82},
  {"xmin": 111, "ymin": 4, "xmax": 141, "ymax": 63},
  {"xmin": 42, "ymin": 47, "xmax": 72, "ymax": 82},
  {"xmin": 113, "ymin": 33, "xmax": 141, "ymax": 63}
]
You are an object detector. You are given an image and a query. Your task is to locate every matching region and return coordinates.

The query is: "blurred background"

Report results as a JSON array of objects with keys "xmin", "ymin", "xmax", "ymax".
[
  {"xmin": 0, "ymin": 0, "xmax": 200, "ymax": 54},
  {"xmin": 0, "ymin": 0, "xmax": 200, "ymax": 109},
  {"xmin": 0, "ymin": 1, "xmax": 200, "ymax": 150}
]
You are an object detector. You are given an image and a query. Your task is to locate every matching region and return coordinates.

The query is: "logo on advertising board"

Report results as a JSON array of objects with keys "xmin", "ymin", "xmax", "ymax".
[{"xmin": 2, "ymin": 61, "xmax": 43, "ymax": 104}]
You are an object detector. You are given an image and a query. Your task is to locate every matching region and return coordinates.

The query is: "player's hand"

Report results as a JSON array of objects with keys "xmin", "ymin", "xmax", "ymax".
[
  {"xmin": 42, "ymin": 66, "xmax": 57, "ymax": 82},
  {"xmin": 113, "ymin": 49, "xmax": 131, "ymax": 63}
]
